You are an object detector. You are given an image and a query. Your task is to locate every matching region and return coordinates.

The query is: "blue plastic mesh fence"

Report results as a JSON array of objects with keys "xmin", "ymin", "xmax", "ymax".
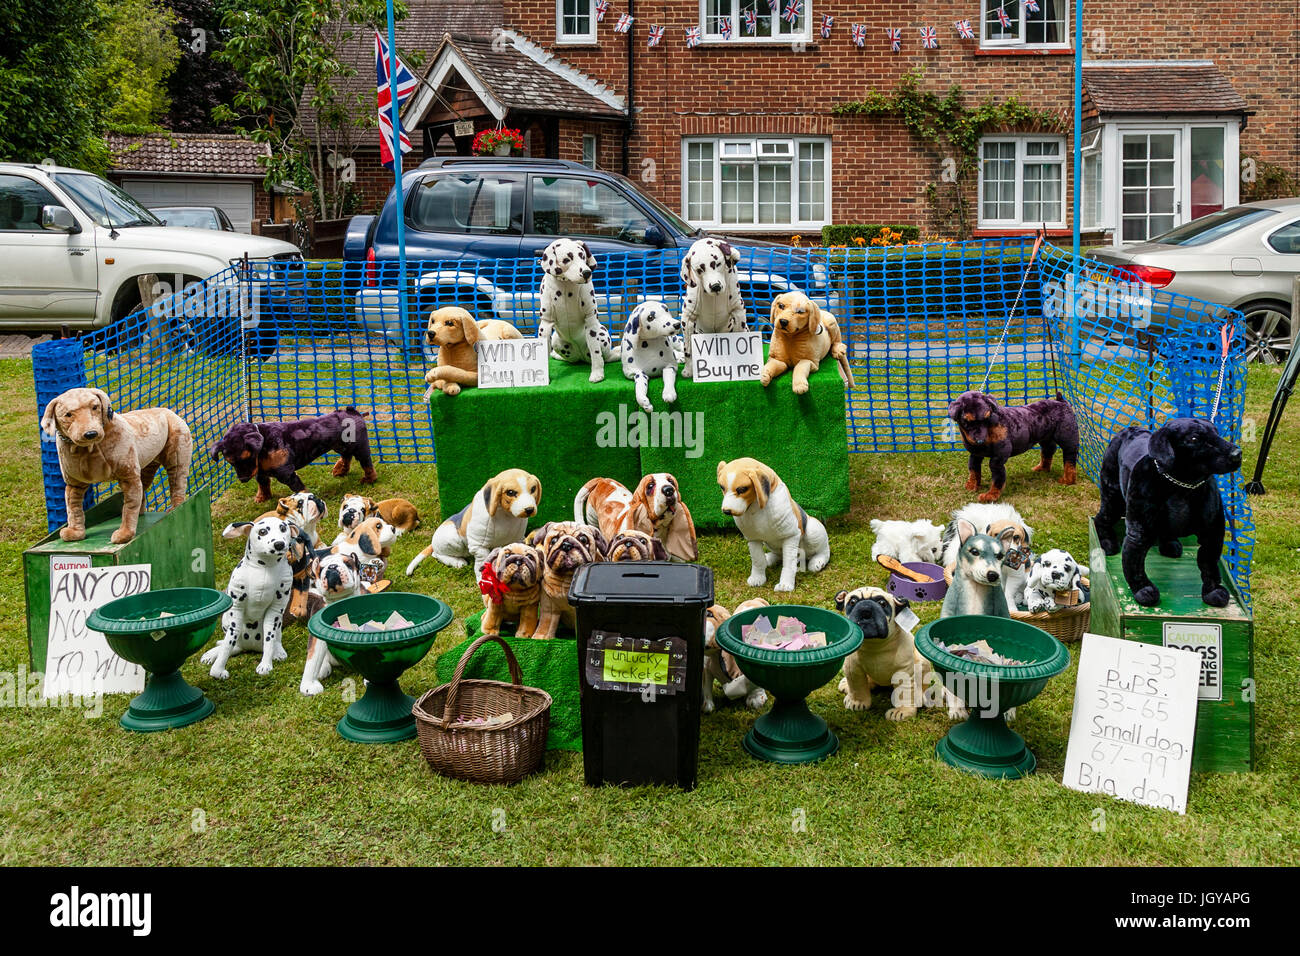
[{"xmin": 36, "ymin": 239, "xmax": 1251, "ymax": 599}]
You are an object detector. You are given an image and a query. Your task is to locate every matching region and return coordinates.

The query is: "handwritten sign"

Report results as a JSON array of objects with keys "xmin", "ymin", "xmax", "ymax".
[
  {"xmin": 691, "ymin": 331, "xmax": 763, "ymax": 382},
  {"xmin": 476, "ymin": 338, "xmax": 550, "ymax": 389},
  {"xmin": 44, "ymin": 564, "xmax": 151, "ymax": 699},
  {"xmin": 1062, "ymin": 633, "xmax": 1201, "ymax": 814},
  {"xmin": 1163, "ymin": 622, "xmax": 1222, "ymax": 701},
  {"xmin": 584, "ymin": 631, "xmax": 686, "ymax": 696}
]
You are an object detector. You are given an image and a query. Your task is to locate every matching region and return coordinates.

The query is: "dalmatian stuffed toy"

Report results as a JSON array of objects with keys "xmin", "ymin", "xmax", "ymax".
[
  {"xmin": 202, "ymin": 516, "xmax": 294, "ymax": 679},
  {"xmin": 537, "ymin": 237, "xmax": 615, "ymax": 383},
  {"xmin": 1023, "ymin": 549, "xmax": 1084, "ymax": 613},
  {"xmin": 679, "ymin": 237, "xmax": 747, "ymax": 379},
  {"xmin": 620, "ymin": 300, "xmax": 684, "ymax": 412}
]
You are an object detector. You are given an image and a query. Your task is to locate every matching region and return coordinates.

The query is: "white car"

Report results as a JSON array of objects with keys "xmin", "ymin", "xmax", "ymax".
[{"xmin": 0, "ymin": 162, "xmax": 301, "ymax": 330}]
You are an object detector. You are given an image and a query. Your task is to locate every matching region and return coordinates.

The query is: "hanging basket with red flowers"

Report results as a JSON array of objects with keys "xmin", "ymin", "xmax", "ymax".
[{"xmin": 472, "ymin": 128, "xmax": 526, "ymax": 156}]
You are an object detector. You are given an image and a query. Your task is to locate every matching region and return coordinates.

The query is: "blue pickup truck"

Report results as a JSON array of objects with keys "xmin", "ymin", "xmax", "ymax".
[{"xmin": 343, "ymin": 156, "xmax": 840, "ymax": 356}]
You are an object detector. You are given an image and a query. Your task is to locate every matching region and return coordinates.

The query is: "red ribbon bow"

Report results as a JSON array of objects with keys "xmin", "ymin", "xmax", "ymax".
[{"xmin": 478, "ymin": 563, "xmax": 508, "ymax": 604}]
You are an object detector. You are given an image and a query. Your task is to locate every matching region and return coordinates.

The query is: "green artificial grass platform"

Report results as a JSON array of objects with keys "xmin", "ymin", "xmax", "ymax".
[
  {"xmin": 435, "ymin": 609, "xmax": 583, "ymax": 752},
  {"xmin": 427, "ymin": 352, "xmax": 849, "ymax": 530}
]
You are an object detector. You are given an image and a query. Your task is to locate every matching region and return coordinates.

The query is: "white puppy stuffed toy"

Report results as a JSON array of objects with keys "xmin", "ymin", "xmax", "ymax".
[
  {"xmin": 202, "ymin": 516, "xmax": 295, "ymax": 679},
  {"xmin": 537, "ymin": 237, "xmax": 615, "ymax": 383},
  {"xmin": 869, "ymin": 518, "xmax": 945, "ymax": 565},
  {"xmin": 620, "ymin": 300, "xmax": 684, "ymax": 412},
  {"xmin": 679, "ymin": 237, "xmax": 746, "ymax": 379},
  {"xmin": 1023, "ymin": 549, "xmax": 1083, "ymax": 613}
]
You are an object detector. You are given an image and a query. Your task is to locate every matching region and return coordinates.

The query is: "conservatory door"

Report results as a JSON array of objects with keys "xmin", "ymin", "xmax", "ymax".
[{"xmin": 1120, "ymin": 131, "xmax": 1180, "ymax": 242}]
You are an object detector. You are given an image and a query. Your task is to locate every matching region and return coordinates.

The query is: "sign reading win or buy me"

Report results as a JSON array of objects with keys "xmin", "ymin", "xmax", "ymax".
[
  {"xmin": 691, "ymin": 331, "xmax": 763, "ymax": 382},
  {"xmin": 476, "ymin": 338, "xmax": 551, "ymax": 389}
]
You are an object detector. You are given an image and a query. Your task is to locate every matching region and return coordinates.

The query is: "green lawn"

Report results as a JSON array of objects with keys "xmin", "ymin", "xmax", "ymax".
[{"xmin": 0, "ymin": 357, "xmax": 1296, "ymax": 866}]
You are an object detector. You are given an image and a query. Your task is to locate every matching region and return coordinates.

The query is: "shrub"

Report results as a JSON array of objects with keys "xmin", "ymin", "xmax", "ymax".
[{"xmin": 822, "ymin": 224, "xmax": 922, "ymax": 246}]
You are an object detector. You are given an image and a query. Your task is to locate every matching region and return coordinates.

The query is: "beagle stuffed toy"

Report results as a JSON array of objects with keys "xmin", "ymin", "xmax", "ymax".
[
  {"xmin": 529, "ymin": 521, "xmax": 608, "ymax": 640},
  {"xmin": 422, "ymin": 306, "xmax": 522, "ymax": 398},
  {"xmin": 537, "ymin": 238, "xmax": 615, "ymax": 383},
  {"xmin": 41, "ymin": 386, "xmax": 192, "ymax": 545},
  {"xmin": 718, "ymin": 457, "xmax": 830, "ymax": 592},
  {"xmin": 202, "ymin": 516, "xmax": 295, "ymax": 679},
  {"xmin": 260, "ymin": 492, "xmax": 326, "ymax": 548},
  {"xmin": 762, "ymin": 291, "xmax": 854, "ymax": 394},
  {"xmin": 407, "ymin": 468, "xmax": 542, "ymax": 577},
  {"xmin": 478, "ymin": 542, "xmax": 546, "ymax": 639},
  {"xmin": 702, "ymin": 600, "xmax": 768, "ymax": 713},
  {"xmin": 299, "ymin": 552, "xmax": 363, "ymax": 695},
  {"xmin": 574, "ymin": 472, "xmax": 698, "ymax": 562},
  {"xmin": 619, "ymin": 300, "xmax": 684, "ymax": 412}
]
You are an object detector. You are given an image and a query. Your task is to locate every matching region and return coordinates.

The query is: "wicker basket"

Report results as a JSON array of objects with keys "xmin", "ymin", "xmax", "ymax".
[
  {"xmin": 941, "ymin": 566, "xmax": 1090, "ymax": 644},
  {"xmin": 412, "ymin": 634, "xmax": 552, "ymax": 784}
]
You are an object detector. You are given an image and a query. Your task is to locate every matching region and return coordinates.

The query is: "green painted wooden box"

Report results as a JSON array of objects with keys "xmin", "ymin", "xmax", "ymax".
[
  {"xmin": 1088, "ymin": 518, "xmax": 1254, "ymax": 773},
  {"xmin": 24, "ymin": 489, "xmax": 215, "ymax": 670}
]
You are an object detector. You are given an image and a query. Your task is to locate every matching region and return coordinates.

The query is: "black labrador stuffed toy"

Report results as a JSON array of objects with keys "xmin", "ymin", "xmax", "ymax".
[{"xmin": 1094, "ymin": 418, "xmax": 1242, "ymax": 607}]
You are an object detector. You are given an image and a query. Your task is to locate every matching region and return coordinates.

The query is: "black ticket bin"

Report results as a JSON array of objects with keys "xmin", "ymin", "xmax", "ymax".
[{"xmin": 569, "ymin": 562, "xmax": 713, "ymax": 790}]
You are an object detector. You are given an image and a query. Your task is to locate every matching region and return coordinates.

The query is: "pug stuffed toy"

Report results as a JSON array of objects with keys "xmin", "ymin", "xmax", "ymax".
[{"xmin": 479, "ymin": 542, "xmax": 545, "ymax": 639}]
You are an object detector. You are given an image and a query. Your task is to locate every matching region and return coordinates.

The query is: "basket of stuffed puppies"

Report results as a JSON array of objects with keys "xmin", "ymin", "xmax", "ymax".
[
  {"xmin": 943, "ymin": 555, "xmax": 1090, "ymax": 645},
  {"xmin": 413, "ymin": 634, "xmax": 552, "ymax": 784}
]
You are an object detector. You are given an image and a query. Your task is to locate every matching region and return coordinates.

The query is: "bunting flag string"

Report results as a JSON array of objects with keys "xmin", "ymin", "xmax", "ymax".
[
  {"xmin": 920, "ymin": 26, "xmax": 938, "ymax": 49},
  {"xmin": 955, "ymin": 19, "xmax": 974, "ymax": 40},
  {"xmin": 595, "ymin": 0, "xmax": 608, "ymax": 22},
  {"xmin": 851, "ymin": 23, "xmax": 866, "ymax": 47},
  {"xmin": 684, "ymin": 24, "xmax": 702, "ymax": 48},
  {"xmin": 886, "ymin": 27, "xmax": 902, "ymax": 52},
  {"xmin": 719, "ymin": 17, "xmax": 733, "ymax": 39},
  {"xmin": 744, "ymin": 9, "xmax": 757, "ymax": 33},
  {"xmin": 820, "ymin": 14, "xmax": 834, "ymax": 39},
  {"xmin": 613, "ymin": 12, "xmax": 633, "ymax": 33},
  {"xmin": 782, "ymin": 0, "xmax": 803, "ymax": 26},
  {"xmin": 648, "ymin": 24, "xmax": 664, "ymax": 46}
]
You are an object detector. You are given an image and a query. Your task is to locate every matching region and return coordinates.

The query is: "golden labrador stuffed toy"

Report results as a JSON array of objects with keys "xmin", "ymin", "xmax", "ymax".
[
  {"xmin": 423, "ymin": 306, "xmax": 522, "ymax": 397},
  {"xmin": 41, "ymin": 387, "xmax": 192, "ymax": 545},
  {"xmin": 761, "ymin": 291, "xmax": 854, "ymax": 394}
]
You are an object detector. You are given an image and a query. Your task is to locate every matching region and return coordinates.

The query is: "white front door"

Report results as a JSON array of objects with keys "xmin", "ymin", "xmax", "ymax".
[{"xmin": 1121, "ymin": 131, "xmax": 1180, "ymax": 242}]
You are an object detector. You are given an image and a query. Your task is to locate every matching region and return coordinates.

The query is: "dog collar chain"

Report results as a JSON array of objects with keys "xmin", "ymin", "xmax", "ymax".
[{"xmin": 1154, "ymin": 461, "xmax": 1207, "ymax": 490}]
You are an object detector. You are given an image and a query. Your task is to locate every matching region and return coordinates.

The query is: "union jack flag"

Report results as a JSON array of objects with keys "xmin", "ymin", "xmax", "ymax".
[
  {"xmin": 614, "ymin": 13, "xmax": 633, "ymax": 33},
  {"xmin": 782, "ymin": 0, "xmax": 802, "ymax": 25},
  {"xmin": 820, "ymin": 14, "xmax": 833, "ymax": 38},
  {"xmin": 648, "ymin": 25, "xmax": 664, "ymax": 46},
  {"xmin": 955, "ymin": 19, "xmax": 974, "ymax": 39},
  {"xmin": 996, "ymin": 6, "xmax": 1011, "ymax": 28},
  {"xmin": 851, "ymin": 23, "xmax": 865, "ymax": 47},
  {"xmin": 1025, "ymin": 0, "xmax": 1040, "ymax": 11},
  {"xmin": 886, "ymin": 27, "xmax": 901, "ymax": 52},
  {"xmin": 718, "ymin": 16, "xmax": 733, "ymax": 39},
  {"xmin": 768, "ymin": 0, "xmax": 779, "ymax": 13},
  {"xmin": 744, "ymin": 9, "xmax": 757, "ymax": 33},
  {"xmin": 685, "ymin": 25, "xmax": 702, "ymax": 47},
  {"xmin": 595, "ymin": 0, "xmax": 608, "ymax": 22},
  {"xmin": 920, "ymin": 26, "xmax": 938, "ymax": 48},
  {"xmin": 374, "ymin": 30, "xmax": 419, "ymax": 170}
]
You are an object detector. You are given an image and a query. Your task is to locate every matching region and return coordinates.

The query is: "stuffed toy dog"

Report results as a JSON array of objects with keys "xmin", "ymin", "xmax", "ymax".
[
  {"xmin": 211, "ymin": 407, "xmax": 376, "ymax": 503},
  {"xmin": 202, "ymin": 516, "xmax": 295, "ymax": 679},
  {"xmin": 947, "ymin": 390, "xmax": 1079, "ymax": 503},
  {"xmin": 941, "ymin": 519, "xmax": 1010, "ymax": 619},
  {"xmin": 479, "ymin": 542, "xmax": 545, "ymax": 639},
  {"xmin": 407, "ymin": 468, "xmax": 541, "ymax": 577},
  {"xmin": 870, "ymin": 518, "xmax": 945, "ymax": 566},
  {"xmin": 718, "ymin": 457, "xmax": 830, "ymax": 592},
  {"xmin": 619, "ymin": 300, "xmax": 684, "ymax": 412},
  {"xmin": 836, "ymin": 587, "xmax": 959, "ymax": 720},
  {"xmin": 261, "ymin": 492, "xmax": 326, "ymax": 549},
  {"xmin": 422, "ymin": 306, "xmax": 522, "ymax": 398},
  {"xmin": 606, "ymin": 530, "xmax": 668, "ymax": 562},
  {"xmin": 41, "ymin": 387, "xmax": 192, "ymax": 545},
  {"xmin": 702, "ymin": 600, "xmax": 768, "ymax": 713},
  {"xmin": 1024, "ymin": 549, "xmax": 1084, "ymax": 614},
  {"xmin": 334, "ymin": 516, "xmax": 396, "ymax": 591},
  {"xmin": 762, "ymin": 291, "xmax": 854, "ymax": 394},
  {"xmin": 530, "ymin": 521, "xmax": 608, "ymax": 640},
  {"xmin": 334, "ymin": 494, "xmax": 420, "ymax": 543},
  {"xmin": 1095, "ymin": 418, "xmax": 1242, "ymax": 607},
  {"xmin": 574, "ymin": 472, "xmax": 698, "ymax": 562},
  {"xmin": 537, "ymin": 238, "xmax": 615, "ymax": 383},
  {"xmin": 942, "ymin": 502, "xmax": 1033, "ymax": 610},
  {"xmin": 299, "ymin": 552, "xmax": 362, "ymax": 695},
  {"xmin": 248, "ymin": 500, "xmax": 319, "ymax": 622},
  {"xmin": 679, "ymin": 237, "xmax": 747, "ymax": 379}
]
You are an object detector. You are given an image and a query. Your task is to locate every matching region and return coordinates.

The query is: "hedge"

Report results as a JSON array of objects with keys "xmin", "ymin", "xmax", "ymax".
[{"xmin": 821, "ymin": 224, "xmax": 922, "ymax": 246}]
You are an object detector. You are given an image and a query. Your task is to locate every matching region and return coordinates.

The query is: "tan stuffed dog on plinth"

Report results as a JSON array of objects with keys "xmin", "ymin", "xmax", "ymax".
[
  {"xmin": 423, "ymin": 306, "xmax": 522, "ymax": 398},
  {"xmin": 762, "ymin": 291, "xmax": 854, "ymax": 394},
  {"xmin": 41, "ymin": 387, "xmax": 192, "ymax": 545},
  {"xmin": 479, "ymin": 542, "xmax": 545, "ymax": 639}
]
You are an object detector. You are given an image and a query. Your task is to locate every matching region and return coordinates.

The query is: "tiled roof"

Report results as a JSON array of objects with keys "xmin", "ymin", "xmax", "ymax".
[
  {"xmin": 1083, "ymin": 62, "xmax": 1248, "ymax": 115},
  {"xmin": 107, "ymin": 132, "xmax": 269, "ymax": 176}
]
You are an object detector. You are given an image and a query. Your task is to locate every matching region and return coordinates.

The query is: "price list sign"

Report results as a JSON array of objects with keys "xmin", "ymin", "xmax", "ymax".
[{"xmin": 1062, "ymin": 633, "xmax": 1202, "ymax": 814}]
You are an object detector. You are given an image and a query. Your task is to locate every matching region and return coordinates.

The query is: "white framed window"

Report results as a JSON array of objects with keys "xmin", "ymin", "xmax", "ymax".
[
  {"xmin": 682, "ymin": 136, "xmax": 830, "ymax": 229},
  {"xmin": 982, "ymin": 0, "xmax": 1069, "ymax": 49},
  {"xmin": 1081, "ymin": 127, "xmax": 1103, "ymax": 230},
  {"xmin": 557, "ymin": 0, "xmax": 597, "ymax": 44},
  {"xmin": 978, "ymin": 135, "xmax": 1067, "ymax": 228},
  {"xmin": 701, "ymin": 0, "xmax": 811, "ymax": 43},
  {"xmin": 582, "ymin": 134, "xmax": 598, "ymax": 168}
]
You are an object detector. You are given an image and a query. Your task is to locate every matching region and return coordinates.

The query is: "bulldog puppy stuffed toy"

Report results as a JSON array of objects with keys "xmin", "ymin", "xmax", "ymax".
[
  {"xmin": 762, "ymin": 291, "xmax": 854, "ymax": 394},
  {"xmin": 702, "ymin": 600, "xmax": 768, "ymax": 714},
  {"xmin": 606, "ymin": 530, "xmax": 668, "ymax": 562},
  {"xmin": 947, "ymin": 390, "xmax": 1079, "ymax": 503},
  {"xmin": 202, "ymin": 516, "xmax": 295, "ymax": 679},
  {"xmin": 619, "ymin": 300, "xmax": 684, "ymax": 412},
  {"xmin": 718, "ymin": 457, "xmax": 830, "ymax": 592},
  {"xmin": 299, "ymin": 553, "xmax": 362, "ymax": 695},
  {"xmin": 680, "ymin": 237, "xmax": 747, "ymax": 379},
  {"xmin": 422, "ymin": 306, "xmax": 523, "ymax": 398},
  {"xmin": 529, "ymin": 521, "xmax": 608, "ymax": 640},
  {"xmin": 537, "ymin": 238, "xmax": 615, "ymax": 383},
  {"xmin": 41, "ymin": 387, "xmax": 192, "ymax": 545},
  {"xmin": 478, "ymin": 542, "xmax": 545, "ymax": 639},
  {"xmin": 574, "ymin": 473, "xmax": 698, "ymax": 562},
  {"xmin": 407, "ymin": 468, "xmax": 541, "ymax": 577}
]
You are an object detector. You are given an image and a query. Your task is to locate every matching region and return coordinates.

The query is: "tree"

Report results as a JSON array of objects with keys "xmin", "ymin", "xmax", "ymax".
[
  {"xmin": 165, "ymin": 0, "xmax": 244, "ymax": 132},
  {"xmin": 91, "ymin": 0, "xmax": 183, "ymax": 133}
]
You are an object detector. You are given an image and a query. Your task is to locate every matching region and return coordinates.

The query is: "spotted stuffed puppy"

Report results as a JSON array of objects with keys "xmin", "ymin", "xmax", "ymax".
[
  {"xmin": 620, "ymin": 300, "xmax": 684, "ymax": 412},
  {"xmin": 679, "ymin": 237, "xmax": 747, "ymax": 379},
  {"xmin": 537, "ymin": 238, "xmax": 615, "ymax": 383},
  {"xmin": 202, "ymin": 516, "xmax": 294, "ymax": 679},
  {"xmin": 299, "ymin": 552, "xmax": 362, "ymax": 696},
  {"xmin": 479, "ymin": 542, "xmax": 545, "ymax": 639},
  {"xmin": 1023, "ymin": 549, "xmax": 1083, "ymax": 614}
]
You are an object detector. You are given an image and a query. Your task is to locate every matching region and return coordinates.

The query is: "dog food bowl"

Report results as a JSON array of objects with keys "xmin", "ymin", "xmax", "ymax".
[
  {"xmin": 86, "ymin": 588, "xmax": 232, "ymax": 732},
  {"xmin": 886, "ymin": 562, "xmax": 948, "ymax": 603},
  {"xmin": 308, "ymin": 592, "xmax": 453, "ymax": 743},
  {"xmin": 715, "ymin": 605, "xmax": 862, "ymax": 764},
  {"xmin": 914, "ymin": 615, "xmax": 1069, "ymax": 779}
]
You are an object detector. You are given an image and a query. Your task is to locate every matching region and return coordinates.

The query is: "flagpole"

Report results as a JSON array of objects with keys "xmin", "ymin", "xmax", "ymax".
[
  {"xmin": 386, "ymin": 0, "xmax": 409, "ymax": 355},
  {"xmin": 1071, "ymin": 0, "xmax": 1083, "ymax": 368}
]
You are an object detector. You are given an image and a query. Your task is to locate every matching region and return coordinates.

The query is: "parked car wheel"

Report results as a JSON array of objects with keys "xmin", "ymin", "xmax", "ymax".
[{"xmin": 1239, "ymin": 300, "xmax": 1293, "ymax": 364}]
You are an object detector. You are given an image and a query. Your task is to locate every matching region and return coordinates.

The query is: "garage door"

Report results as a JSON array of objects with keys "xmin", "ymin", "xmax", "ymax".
[{"xmin": 121, "ymin": 179, "xmax": 256, "ymax": 233}]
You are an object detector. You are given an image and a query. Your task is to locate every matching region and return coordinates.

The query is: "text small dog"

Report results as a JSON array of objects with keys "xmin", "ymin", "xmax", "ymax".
[
  {"xmin": 299, "ymin": 553, "xmax": 362, "ymax": 696},
  {"xmin": 1024, "ymin": 549, "xmax": 1083, "ymax": 614},
  {"xmin": 202, "ymin": 516, "xmax": 294, "ymax": 679},
  {"xmin": 537, "ymin": 238, "xmax": 615, "ymax": 383},
  {"xmin": 422, "ymin": 306, "xmax": 522, "ymax": 398},
  {"xmin": 718, "ymin": 457, "xmax": 830, "ymax": 592},
  {"xmin": 620, "ymin": 300, "xmax": 683, "ymax": 412},
  {"xmin": 702, "ymin": 601, "xmax": 768, "ymax": 713},
  {"xmin": 870, "ymin": 518, "xmax": 945, "ymax": 566},
  {"xmin": 948, "ymin": 390, "xmax": 1079, "ymax": 503},
  {"xmin": 679, "ymin": 237, "xmax": 747, "ymax": 379},
  {"xmin": 942, "ymin": 502, "xmax": 1033, "ymax": 610},
  {"xmin": 1095, "ymin": 418, "xmax": 1242, "ymax": 607},
  {"xmin": 531, "ymin": 522, "xmax": 607, "ymax": 640},
  {"xmin": 574, "ymin": 472, "xmax": 698, "ymax": 562},
  {"xmin": 479, "ymin": 542, "xmax": 545, "ymax": 639},
  {"xmin": 941, "ymin": 519, "xmax": 1010, "ymax": 619},
  {"xmin": 41, "ymin": 387, "xmax": 192, "ymax": 545},
  {"xmin": 762, "ymin": 291, "xmax": 854, "ymax": 394},
  {"xmin": 407, "ymin": 468, "xmax": 541, "ymax": 577}
]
